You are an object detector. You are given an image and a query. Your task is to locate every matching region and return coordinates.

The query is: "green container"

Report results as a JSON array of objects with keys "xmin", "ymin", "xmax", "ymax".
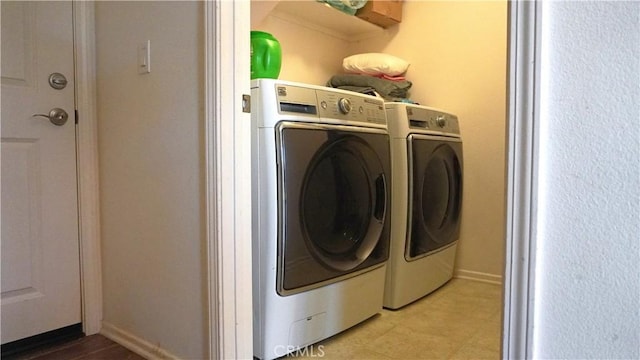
[{"xmin": 251, "ymin": 31, "xmax": 282, "ymax": 80}]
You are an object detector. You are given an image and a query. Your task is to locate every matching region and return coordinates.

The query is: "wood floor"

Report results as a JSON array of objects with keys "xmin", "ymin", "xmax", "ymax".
[{"xmin": 6, "ymin": 335, "xmax": 144, "ymax": 360}]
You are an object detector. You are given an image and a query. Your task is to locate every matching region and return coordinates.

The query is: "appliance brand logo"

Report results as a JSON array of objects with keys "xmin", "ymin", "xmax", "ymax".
[
  {"xmin": 277, "ymin": 86, "xmax": 287, "ymax": 97},
  {"xmin": 407, "ymin": 108, "xmax": 413, "ymax": 116}
]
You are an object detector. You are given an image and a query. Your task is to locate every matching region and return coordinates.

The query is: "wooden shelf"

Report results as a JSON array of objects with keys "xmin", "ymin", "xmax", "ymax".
[{"xmin": 252, "ymin": 1, "xmax": 384, "ymax": 41}]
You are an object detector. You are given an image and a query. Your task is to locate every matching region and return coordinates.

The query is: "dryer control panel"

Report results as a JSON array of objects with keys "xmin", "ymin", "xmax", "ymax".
[
  {"xmin": 384, "ymin": 102, "xmax": 461, "ymax": 138},
  {"xmin": 405, "ymin": 106, "xmax": 460, "ymax": 135}
]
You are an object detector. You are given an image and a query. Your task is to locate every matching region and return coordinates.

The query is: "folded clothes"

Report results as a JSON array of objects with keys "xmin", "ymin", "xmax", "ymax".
[
  {"xmin": 376, "ymin": 74, "xmax": 406, "ymax": 81},
  {"xmin": 333, "ymin": 85, "xmax": 376, "ymax": 94},
  {"xmin": 318, "ymin": 0, "xmax": 367, "ymax": 16},
  {"xmin": 327, "ymin": 74, "xmax": 412, "ymax": 100}
]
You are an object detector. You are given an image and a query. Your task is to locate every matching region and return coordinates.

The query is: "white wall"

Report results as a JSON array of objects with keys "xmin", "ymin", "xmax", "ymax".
[
  {"xmin": 95, "ymin": 2, "xmax": 207, "ymax": 359},
  {"xmin": 533, "ymin": 1, "xmax": 640, "ymax": 358},
  {"xmin": 252, "ymin": 1, "xmax": 508, "ymax": 281}
]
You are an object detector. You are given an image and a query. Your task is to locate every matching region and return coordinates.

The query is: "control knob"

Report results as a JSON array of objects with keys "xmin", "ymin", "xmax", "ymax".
[
  {"xmin": 435, "ymin": 115, "xmax": 446, "ymax": 128},
  {"xmin": 338, "ymin": 98, "xmax": 352, "ymax": 114}
]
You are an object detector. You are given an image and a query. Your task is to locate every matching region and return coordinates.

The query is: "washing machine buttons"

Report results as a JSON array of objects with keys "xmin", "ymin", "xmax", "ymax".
[{"xmin": 436, "ymin": 115, "xmax": 446, "ymax": 128}]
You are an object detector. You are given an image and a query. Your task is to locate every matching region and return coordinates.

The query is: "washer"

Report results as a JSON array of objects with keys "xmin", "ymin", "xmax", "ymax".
[
  {"xmin": 251, "ymin": 79, "xmax": 391, "ymax": 359},
  {"xmin": 383, "ymin": 103, "xmax": 463, "ymax": 310}
]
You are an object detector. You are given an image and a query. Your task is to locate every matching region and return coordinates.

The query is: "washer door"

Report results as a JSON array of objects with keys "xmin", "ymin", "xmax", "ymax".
[
  {"xmin": 277, "ymin": 122, "xmax": 390, "ymax": 295},
  {"xmin": 406, "ymin": 134, "xmax": 463, "ymax": 260}
]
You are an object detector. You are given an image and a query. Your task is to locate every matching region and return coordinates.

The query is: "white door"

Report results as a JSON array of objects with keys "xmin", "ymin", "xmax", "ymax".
[{"xmin": 1, "ymin": 1, "xmax": 81, "ymax": 344}]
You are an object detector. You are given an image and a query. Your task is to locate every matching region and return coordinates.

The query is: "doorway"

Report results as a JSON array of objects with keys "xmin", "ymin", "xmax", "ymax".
[{"xmin": 212, "ymin": 3, "xmax": 536, "ymax": 357}]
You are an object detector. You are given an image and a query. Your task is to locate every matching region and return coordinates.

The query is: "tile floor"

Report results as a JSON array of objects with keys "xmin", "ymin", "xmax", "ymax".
[{"xmin": 291, "ymin": 278, "xmax": 503, "ymax": 359}]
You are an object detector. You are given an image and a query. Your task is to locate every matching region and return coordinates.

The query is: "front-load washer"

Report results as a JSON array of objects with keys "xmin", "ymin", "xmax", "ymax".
[
  {"xmin": 251, "ymin": 79, "xmax": 391, "ymax": 359},
  {"xmin": 383, "ymin": 103, "xmax": 463, "ymax": 309}
]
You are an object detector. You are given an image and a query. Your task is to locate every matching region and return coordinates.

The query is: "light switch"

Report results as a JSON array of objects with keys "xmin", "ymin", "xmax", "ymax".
[{"xmin": 138, "ymin": 40, "xmax": 151, "ymax": 74}]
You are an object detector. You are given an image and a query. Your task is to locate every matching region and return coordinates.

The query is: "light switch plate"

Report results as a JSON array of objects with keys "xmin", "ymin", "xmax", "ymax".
[{"xmin": 138, "ymin": 40, "xmax": 151, "ymax": 74}]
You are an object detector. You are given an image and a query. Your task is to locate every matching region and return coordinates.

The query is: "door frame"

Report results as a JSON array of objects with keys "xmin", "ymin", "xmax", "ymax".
[
  {"xmin": 502, "ymin": 1, "xmax": 541, "ymax": 358},
  {"xmin": 205, "ymin": 1, "xmax": 252, "ymax": 359},
  {"xmin": 73, "ymin": 1, "xmax": 102, "ymax": 336},
  {"xmin": 213, "ymin": 1, "xmax": 544, "ymax": 358}
]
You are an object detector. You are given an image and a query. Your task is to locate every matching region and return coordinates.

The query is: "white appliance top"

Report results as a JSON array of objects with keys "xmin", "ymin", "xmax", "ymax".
[
  {"xmin": 251, "ymin": 79, "xmax": 387, "ymax": 128},
  {"xmin": 385, "ymin": 102, "xmax": 460, "ymax": 138}
]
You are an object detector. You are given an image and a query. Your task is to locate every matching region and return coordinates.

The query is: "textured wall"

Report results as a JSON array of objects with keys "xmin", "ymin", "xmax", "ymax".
[
  {"xmin": 95, "ymin": 2, "xmax": 207, "ymax": 358},
  {"xmin": 533, "ymin": 1, "xmax": 640, "ymax": 358}
]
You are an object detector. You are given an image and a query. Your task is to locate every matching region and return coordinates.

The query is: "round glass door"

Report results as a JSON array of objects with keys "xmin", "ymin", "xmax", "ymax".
[
  {"xmin": 301, "ymin": 136, "xmax": 386, "ymax": 271},
  {"xmin": 409, "ymin": 140, "xmax": 463, "ymax": 259},
  {"xmin": 421, "ymin": 146, "xmax": 461, "ymax": 239}
]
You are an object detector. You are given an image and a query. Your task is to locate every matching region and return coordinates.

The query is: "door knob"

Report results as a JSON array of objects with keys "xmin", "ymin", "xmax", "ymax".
[{"xmin": 32, "ymin": 108, "xmax": 69, "ymax": 126}]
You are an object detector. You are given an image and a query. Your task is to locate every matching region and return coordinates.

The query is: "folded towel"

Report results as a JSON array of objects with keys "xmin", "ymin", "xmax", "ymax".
[{"xmin": 327, "ymin": 74, "xmax": 412, "ymax": 99}]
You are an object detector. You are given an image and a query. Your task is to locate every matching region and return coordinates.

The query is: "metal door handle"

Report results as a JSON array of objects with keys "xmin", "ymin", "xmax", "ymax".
[{"xmin": 32, "ymin": 108, "xmax": 69, "ymax": 126}]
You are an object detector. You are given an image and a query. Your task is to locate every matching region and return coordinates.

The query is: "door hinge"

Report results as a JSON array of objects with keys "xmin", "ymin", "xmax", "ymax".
[
  {"xmin": 242, "ymin": 94, "xmax": 251, "ymax": 113},
  {"xmin": 75, "ymin": 109, "xmax": 79, "ymax": 124}
]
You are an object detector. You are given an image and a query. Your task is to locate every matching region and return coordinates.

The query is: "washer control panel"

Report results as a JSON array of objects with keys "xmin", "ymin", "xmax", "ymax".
[
  {"xmin": 273, "ymin": 83, "xmax": 386, "ymax": 125},
  {"xmin": 316, "ymin": 90, "xmax": 386, "ymax": 124}
]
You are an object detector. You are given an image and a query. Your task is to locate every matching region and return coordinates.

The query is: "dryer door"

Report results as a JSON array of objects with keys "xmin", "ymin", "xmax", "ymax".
[
  {"xmin": 276, "ymin": 122, "xmax": 391, "ymax": 295},
  {"xmin": 406, "ymin": 134, "xmax": 463, "ymax": 260}
]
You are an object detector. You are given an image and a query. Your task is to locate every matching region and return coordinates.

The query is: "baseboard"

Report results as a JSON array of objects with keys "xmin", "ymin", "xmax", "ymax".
[
  {"xmin": 100, "ymin": 322, "xmax": 179, "ymax": 360},
  {"xmin": 454, "ymin": 269, "xmax": 503, "ymax": 285},
  {"xmin": 1, "ymin": 323, "xmax": 83, "ymax": 359}
]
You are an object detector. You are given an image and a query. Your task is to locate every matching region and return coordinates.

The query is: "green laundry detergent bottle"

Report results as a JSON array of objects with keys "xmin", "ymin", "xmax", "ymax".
[{"xmin": 251, "ymin": 31, "xmax": 282, "ymax": 79}]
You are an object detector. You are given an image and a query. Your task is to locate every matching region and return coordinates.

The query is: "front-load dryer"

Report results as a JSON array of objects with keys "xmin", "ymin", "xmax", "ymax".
[
  {"xmin": 383, "ymin": 103, "xmax": 463, "ymax": 309},
  {"xmin": 251, "ymin": 79, "xmax": 391, "ymax": 359}
]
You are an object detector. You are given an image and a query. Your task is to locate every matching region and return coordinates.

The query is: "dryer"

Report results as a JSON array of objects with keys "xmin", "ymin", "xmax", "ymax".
[
  {"xmin": 383, "ymin": 103, "xmax": 463, "ymax": 309},
  {"xmin": 251, "ymin": 79, "xmax": 391, "ymax": 359}
]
